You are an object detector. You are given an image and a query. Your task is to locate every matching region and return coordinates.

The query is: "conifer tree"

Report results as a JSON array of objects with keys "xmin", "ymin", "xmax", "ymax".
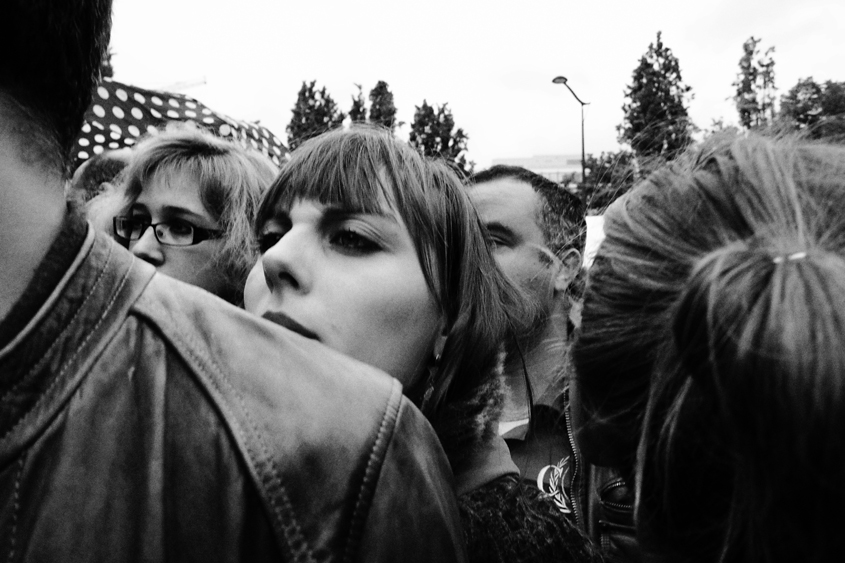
[
  {"xmin": 349, "ymin": 84, "xmax": 367, "ymax": 124},
  {"xmin": 409, "ymin": 100, "xmax": 472, "ymax": 178},
  {"xmin": 368, "ymin": 81, "xmax": 398, "ymax": 132},
  {"xmin": 286, "ymin": 81, "xmax": 345, "ymax": 150},
  {"xmin": 780, "ymin": 78, "xmax": 845, "ymax": 141},
  {"xmin": 618, "ymin": 31, "xmax": 694, "ymax": 160},
  {"xmin": 733, "ymin": 37, "xmax": 777, "ymax": 129}
]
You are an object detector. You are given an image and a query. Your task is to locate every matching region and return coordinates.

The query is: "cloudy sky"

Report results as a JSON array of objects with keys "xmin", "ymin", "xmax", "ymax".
[{"xmin": 110, "ymin": 0, "xmax": 844, "ymax": 168}]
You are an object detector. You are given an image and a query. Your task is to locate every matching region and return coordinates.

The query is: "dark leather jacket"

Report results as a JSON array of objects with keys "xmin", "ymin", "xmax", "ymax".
[
  {"xmin": 0, "ymin": 227, "xmax": 466, "ymax": 562},
  {"xmin": 565, "ymin": 396, "xmax": 640, "ymax": 563}
]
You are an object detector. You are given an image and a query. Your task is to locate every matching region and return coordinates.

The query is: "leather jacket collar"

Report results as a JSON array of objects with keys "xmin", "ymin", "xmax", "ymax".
[
  {"xmin": 0, "ymin": 225, "xmax": 151, "ymax": 462},
  {"xmin": 0, "ymin": 208, "xmax": 87, "ymax": 349}
]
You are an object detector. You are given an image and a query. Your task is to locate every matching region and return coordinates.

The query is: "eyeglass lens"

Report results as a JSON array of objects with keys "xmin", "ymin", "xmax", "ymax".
[
  {"xmin": 116, "ymin": 217, "xmax": 196, "ymax": 246},
  {"xmin": 154, "ymin": 222, "xmax": 195, "ymax": 245}
]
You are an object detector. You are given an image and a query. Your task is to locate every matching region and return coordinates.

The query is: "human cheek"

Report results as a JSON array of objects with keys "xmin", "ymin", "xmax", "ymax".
[
  {"xmin": 366, "ymin": 276, "xmax": 440, "ymax": 383},
  {"xmin": 492, "ymin": 247, "xmax": 522, "ymax": 282},
  {"xmin": 498, "ymin": 248, "xmax": 538, "ymax": 288},
  {"xmin": 157, "ymin": 250, "xmax": 216, "ymax": 294},
  {"xmin": 243, "ymin": 261, "xmax": 269, "ymax": 313},
  {"xmin": 190, "ymin": 250, "xmax": 229, "ymax": 294}
]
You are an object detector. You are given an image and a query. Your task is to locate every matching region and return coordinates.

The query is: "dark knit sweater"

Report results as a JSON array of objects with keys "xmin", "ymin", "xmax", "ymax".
[
  {"xmin": 427, "ymin": 352, "xmax": 603, "ymax": 563},
  {"xmin": 459, "ymin": 476, "xmax": 604, "ymax": 563}
]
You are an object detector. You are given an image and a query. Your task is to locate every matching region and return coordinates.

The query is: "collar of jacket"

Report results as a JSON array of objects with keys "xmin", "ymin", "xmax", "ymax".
[{"xmin": 0, "ymin": 227, "xmax": 152, "ymax": 461}]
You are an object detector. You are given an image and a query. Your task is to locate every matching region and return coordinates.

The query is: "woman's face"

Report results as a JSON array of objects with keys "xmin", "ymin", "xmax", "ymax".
[
  {"xmin": 129, "ymin": 170, "xmax": 228, "ymax": 296},
  {"xmin": 244, "ymin": 198, "xmax": 444, "ymax": 387}
]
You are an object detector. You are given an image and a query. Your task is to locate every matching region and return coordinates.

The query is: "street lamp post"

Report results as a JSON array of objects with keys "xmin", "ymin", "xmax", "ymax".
[{"xmin": 552, "ymin": 76, "xmax": 589, "ymax": 186}]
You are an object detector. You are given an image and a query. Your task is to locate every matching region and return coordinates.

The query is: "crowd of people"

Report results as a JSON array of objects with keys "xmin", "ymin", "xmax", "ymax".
[{"xmin": 3, "ymin": 1, "xmax": 845, "ymax": 562}]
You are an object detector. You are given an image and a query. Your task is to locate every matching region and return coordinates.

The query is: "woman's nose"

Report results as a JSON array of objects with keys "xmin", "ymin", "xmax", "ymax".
[
  {"xmin": 130, "ymin": 226, "xmax": 165, "ymax": 267},
  {"xmin": 260, "ymin": 227, "xmax": 312, "ymax": 293}
]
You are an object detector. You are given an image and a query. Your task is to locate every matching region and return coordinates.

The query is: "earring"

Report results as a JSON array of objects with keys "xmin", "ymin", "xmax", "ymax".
[
  {"xmin": 433, "ymin": 334, "xmax": 447, "ymax": 363},
  {"xmin": 421, "ymin": 380, "xmax": 435, "ymax": 411},
  {"xmin": 421, "ymin": 335, "xmax": 447, "ymax": 411}
]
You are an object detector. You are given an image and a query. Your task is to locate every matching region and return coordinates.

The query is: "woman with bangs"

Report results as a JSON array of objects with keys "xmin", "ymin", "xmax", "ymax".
[
  {"xmin": 244, "ymin": 126, "xmax": 602, "ymax": 563},
  {"xmin": 109, "ymin": 125, "xmax": 278, "ymax": 305}
]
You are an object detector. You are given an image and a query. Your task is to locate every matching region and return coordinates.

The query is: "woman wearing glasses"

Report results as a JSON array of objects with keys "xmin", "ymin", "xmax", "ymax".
[{"xmin": 112, "ymin": 126, "xmax": 277, "ymax": 304}]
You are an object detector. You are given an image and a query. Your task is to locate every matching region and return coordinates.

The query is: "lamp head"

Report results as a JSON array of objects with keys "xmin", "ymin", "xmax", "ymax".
[{"xmin": 552, "ymin": 76, "xmax": 568, "ymax": 84}]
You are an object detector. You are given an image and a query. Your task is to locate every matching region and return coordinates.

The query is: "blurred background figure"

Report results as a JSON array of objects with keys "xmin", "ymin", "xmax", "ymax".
[
  {"xmin": 111, "ymin": 126, "xmax": 277, "ymax": 304},
  {"xmin": 245, "ymin": 127, "xmax": 603, "ymax": 563},
  {"xmin": 467, "ymin": 165, "xmax": 584, "ymax": 478},
  {"xmin": 573, "ymin": 134, "xmax": 845, "ymax": 563},
  {"xmin": 468, "ymin": 167, "xmax": 639, "ymax": 561},
  {"xmin": 67, "ymin": 148, "xmax": 131, "ymax": 208}
]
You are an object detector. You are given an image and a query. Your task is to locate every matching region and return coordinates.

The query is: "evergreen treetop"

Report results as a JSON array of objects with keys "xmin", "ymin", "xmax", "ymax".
[
  {"xmin": 286, "ymin": 80, "xmax": 345, "ymax": 151},
  {"xmin": 618, "ymin": 31, "xmax": 694, "ymax": 160}
]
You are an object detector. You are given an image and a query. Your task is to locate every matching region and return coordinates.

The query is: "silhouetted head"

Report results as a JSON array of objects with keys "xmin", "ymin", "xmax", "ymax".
[
  {"xmin": 68, "ymin": 149, "xmax": 130, "ymax": 205},
  {"xmin": 0, "ymin": 0, "xmax": 112, "ymax": 178}
]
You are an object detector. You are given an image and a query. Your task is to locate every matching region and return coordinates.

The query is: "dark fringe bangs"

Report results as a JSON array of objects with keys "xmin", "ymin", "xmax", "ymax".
[{"xmin": 258, "ymin": 129, "xmax": 421, "ymax": 227}]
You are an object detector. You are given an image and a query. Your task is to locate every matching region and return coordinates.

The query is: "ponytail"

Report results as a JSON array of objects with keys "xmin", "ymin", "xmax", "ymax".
[{"xmin": 574, "ymin": 133, "xmax": 845, "ymax": 562}]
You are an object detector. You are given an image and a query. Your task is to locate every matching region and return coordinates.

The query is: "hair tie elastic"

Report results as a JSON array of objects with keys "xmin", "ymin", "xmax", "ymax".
[{"xmin": 773, "ymin": 251, "xmax": 807, "ymax": 264}]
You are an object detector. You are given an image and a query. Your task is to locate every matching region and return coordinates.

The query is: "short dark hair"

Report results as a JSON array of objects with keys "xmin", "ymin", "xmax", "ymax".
[
  {"xmin": 469, "ymin": 165, "xmax": 586, "ymax": 258},
  {"xmin": 0, "ymin": 0, "xmax": 112, "ymax": 176},
  {"xmin": 70, "ymin": 150, "xmax": 129, "ymax": 204}
]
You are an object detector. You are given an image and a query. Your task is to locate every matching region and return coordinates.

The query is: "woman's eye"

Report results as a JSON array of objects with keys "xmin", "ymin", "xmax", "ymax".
[
  {"xmin": 168, "ymin": 220, "xmax": 194, "ymax": 236},
  {"xmin": 330, "ymin": 229, "xmax": 378, "ymax": 253},
  {"xmin": 486, "ymin": 235, "xmax": 507, "ymax": 249},
  {"xmin": 257, "ymin": 232, "xmax": 284, "ymax": 253}
]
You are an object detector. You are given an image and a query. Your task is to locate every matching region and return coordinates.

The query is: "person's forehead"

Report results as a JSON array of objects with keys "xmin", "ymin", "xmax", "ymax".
[
  {"xmin": 469, "ymin": 177, "xmax": 542, "ymax": 227},
  {"xmin": 135, "ymin": 169, "xmax": 214, "ymax": 220}
]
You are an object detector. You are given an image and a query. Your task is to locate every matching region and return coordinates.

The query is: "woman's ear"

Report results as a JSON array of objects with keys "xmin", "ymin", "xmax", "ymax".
[{"xmin": 554, "ymin": 248, "xmax": 582, "ymax": 294}]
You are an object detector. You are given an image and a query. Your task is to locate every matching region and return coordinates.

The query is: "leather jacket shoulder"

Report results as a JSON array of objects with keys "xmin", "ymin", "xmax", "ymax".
[{"xmin": 0, "ymin": 229, "xmax": 465, "ymax": 562}]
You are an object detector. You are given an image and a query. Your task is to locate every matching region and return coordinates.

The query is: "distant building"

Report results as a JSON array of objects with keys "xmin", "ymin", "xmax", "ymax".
[
  {"xmin": 584, "ymin": 215, "xmax": 605, "ymax": 268},
  {"xmin": 490, "ymin": 154, "xmax": 583, "ymax": 184}
]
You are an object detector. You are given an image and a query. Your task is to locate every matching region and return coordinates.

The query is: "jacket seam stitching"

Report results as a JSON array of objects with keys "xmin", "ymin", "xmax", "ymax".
[
  {"xmin": 341, "ymin": 380, "xmax": 401, "ymax": 563},
  {"xmin": 0, "ymin": 242, "xmax": 114, "ymax": 408},
  {"xmin": 0, "ymin": 245, "xmax": 128, "ymax": 443},
  {"xmin": 143, "ymin": 299, "xmax": 314, "ymax": 562},
  {"xmin": 5, "ymin": 454, "xmax": 24, "ymax": 563}
]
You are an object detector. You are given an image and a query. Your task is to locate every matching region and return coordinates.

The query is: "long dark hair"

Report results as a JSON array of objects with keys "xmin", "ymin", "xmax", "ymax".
[
  {"xmin": 573, "ymin": 134, "xmax": 845, "ymax": 562},
  {"xmin": 255, "ymin": 126, "xmax": 527, "ymax": 467}
]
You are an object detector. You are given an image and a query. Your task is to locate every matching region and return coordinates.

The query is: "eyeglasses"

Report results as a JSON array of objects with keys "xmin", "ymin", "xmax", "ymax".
[{"xmin": 113, "ymin": 216, "xmax": 223, "ymax": 247}]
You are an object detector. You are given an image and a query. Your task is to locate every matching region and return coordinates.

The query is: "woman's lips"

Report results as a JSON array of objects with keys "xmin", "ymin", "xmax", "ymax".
[{"xmin": 261, "ymin": 311, "xmax": 320, "ymax": 341}]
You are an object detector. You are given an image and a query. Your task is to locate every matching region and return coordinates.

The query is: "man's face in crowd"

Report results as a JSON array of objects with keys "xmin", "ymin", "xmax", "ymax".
[{"xmin": 470, "ymin": 178, "xmax": 559, "ymax": 331}]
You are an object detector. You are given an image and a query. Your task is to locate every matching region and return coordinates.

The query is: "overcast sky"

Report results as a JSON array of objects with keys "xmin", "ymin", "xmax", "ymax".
[{"xmin": 110, "ymin": 0, "xmax": 844, "ymax": 168}]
